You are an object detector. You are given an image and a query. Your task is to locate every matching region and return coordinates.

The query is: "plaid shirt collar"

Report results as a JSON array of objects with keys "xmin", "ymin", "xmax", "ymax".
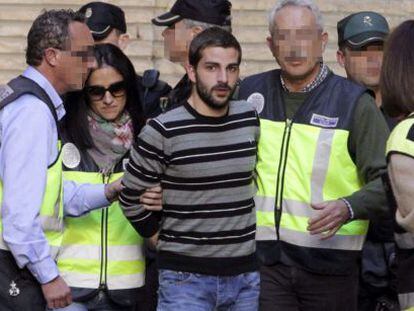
[{"xmin": 280, "ymin": 62, "xmax": 329, "ymax": 93}]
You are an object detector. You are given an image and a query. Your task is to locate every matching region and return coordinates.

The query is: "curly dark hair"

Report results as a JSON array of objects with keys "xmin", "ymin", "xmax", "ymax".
[{"xmin": 26, "ymin": 9, "xmax": 85, "ymax": 66}]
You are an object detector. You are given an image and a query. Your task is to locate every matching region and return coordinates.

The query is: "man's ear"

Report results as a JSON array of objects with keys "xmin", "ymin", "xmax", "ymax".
[
  {"xmin": 185, "ymin": 63, "xmax": 196, "ymax": 84},
  {"xmin": 190, "ymin": 26, "xmax": 204, "ymax": 38},
  {"xmin": 266, "ymin": 36, "xmax": 277, "ymax": 58},
  {"xmin": 321, "ymin": 31, "xmax": 328, "ymax": 52},
  {"xmin": 336, "ymin": 50, "xmax": 345, "ymax": 68},
  {"xmin": 118, "ymin": 33, "xmax": 130, "ymax": 51},
  {"xmin": 44, "ymin": 47, "xmax": 59, "ymax": 67}
]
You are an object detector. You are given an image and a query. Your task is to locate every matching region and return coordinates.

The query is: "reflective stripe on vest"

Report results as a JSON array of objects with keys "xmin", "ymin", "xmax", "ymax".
[
  {"xmin": 0, "ymin": 143, "xmax": 63, "ymax": 258},
  {"xmin": 386, "ymin": 115, "xmax": 414, "ymax": 158},
  {"xmin": 400, "ymin": 292, "xmax": 414, "ymax": 310},
  {"xmin": 387, "ymin": 117, "xmax": 414, "ymax": 309},
  {"xmin": 57, "ymin": 171, "xmax": 145, "ymax": 290},
  {"xmin": 255, "ymin": 119, "xmax": 368, "ymax": 250},
  {"xmin": 395, "ymin": 232, "xmax": 414, "ymax": 249}
]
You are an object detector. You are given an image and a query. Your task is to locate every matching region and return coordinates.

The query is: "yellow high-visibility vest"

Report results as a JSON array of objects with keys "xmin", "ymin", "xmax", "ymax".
[
  {"xmin": 0, "ymin": 145, "xmax": 64, "ymax": 258},
  {"xmin": 386, "ymin": 115, "xmax": 414, "ymax": 311},
  {"xmin": 57, "ymin": 170, "xmax": 145, "ymax": 291},
  {"xmin": 256, "ymin": 119, "xmax": 368, "ymax": 249}
]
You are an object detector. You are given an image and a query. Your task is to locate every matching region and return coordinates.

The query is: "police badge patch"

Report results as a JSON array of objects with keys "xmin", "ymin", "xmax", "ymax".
[
  {"xmin": 247, "ymin": 93, "xmax": 265, "ymax": 114},
  {"xmin": 9, "ymin": 280, "xmax": 20, "ymax": 297},
  {"xmin": 62, "ymin": 143, "xmax": 81, "ymax": 169}
]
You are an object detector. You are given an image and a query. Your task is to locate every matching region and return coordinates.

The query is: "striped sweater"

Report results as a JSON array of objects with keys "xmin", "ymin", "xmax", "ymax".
[{"xmin": 120, "ymin": 100, "xmax": 260, "ymax": 275}]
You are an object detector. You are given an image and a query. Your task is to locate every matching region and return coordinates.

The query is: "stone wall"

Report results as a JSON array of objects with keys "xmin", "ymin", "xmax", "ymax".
[{"xmin": 0, "ymin": 0, "xmax": 412, "ymax": 85}]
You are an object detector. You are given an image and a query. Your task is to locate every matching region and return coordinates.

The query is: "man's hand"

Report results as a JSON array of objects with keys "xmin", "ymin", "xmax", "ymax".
[
  {"xmin": 140, "ymin": 186, "xmax": 163, "ymax": 211},
  {"xmin": 104, "ymin": 178, "xmax": 123, "ymax": 202},
  {"xmin": 41, "ymin": 276, "xmax": 72, "ymax": 309},
  {"xmin": 147, "ymin": 232, "xmax": 159, "ymax": 250},
  {"xmin": 307, "ymin": 200, "xmax": 350, "ymax": 240}
]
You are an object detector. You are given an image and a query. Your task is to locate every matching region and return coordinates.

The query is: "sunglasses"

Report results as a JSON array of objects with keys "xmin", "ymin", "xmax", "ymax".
[{"xmin": 85, "ymin": 81, "xmax": 126, "ymax": 101}]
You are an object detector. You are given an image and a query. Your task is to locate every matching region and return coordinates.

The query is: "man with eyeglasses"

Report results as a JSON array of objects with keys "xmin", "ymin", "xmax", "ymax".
[{"xmin": 0, "ymin": 10, "xmax": 122, "ymax": 310}]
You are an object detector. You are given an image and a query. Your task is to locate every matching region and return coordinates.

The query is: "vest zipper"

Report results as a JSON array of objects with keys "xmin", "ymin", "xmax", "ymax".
[
  {"xmin": 274, "ymin": 118, "xmax": 293, "ymax": 239},
  {"xmin": 99, "ymin": 173, "xmax": 111, "ymax": 290}
]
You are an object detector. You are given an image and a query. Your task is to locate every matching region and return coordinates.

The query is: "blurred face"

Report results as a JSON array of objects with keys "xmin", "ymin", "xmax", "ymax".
[
  {"xmin": 94, "ymin": 29, "xmax": 130, "ymax": 51},
  {"xmin": 188, "ymin": 47, "xmax": 240, "ymax": 111},
  {"xmin": 267, "ymin": 5, "xmax": 328, "ymax": 82},
  {"xmin": 58, "ymin": 22, "xmax": 96, "ymax": 92},
  {"xmin": 337, "ymin": 43, "xmax": 384, "ymax": 89},
  {"xmin": 162, "ymin": 20, "xmax": 193, "ymax": 63},
  {"xmin": 85, "ymin": 66, "xmax": 127, "ymax": 121}
]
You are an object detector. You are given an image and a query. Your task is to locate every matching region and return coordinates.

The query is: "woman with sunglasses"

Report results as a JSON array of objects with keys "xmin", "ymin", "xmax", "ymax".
[{"xmin": 55, "ymin": 43, "xmax": 161, "ymax": 311}]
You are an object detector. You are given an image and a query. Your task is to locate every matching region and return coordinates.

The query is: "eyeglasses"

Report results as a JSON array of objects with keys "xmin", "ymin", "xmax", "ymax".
[
  {"xmin": 85, "ymin": 81, "xmax": 126, "ymax": 101},
  {"xmin": 70, "ymin": 49, "xmax": 95, "ymax": 62}
]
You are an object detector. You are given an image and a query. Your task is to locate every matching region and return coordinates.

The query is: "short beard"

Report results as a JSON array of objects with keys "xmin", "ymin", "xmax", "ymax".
[{"xmin": 195, "ymin": 78, "xmax": 235, "ymax": 111}]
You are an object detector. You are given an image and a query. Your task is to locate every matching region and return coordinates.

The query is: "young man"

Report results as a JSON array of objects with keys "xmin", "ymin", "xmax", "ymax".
[
  {"xmin": 0, "ymin": 10, "xmax": 121, "ymax": 310},
  {"xmin": 79, "ymin": 1, "xmax": 171, "ymax": 119},
  {"xmin": 337, "ymin": 12, "xmax": 398, "ymax": 310},
  {"xmin": 120, "ymin": 27, "xmax": 260, "ymax": 310},
  {"xmin": 238, "ymin": 0, "xmax": 390, "ymax": 309}
]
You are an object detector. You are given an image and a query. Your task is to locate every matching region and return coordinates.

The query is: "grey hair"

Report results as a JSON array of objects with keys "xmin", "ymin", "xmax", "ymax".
[
  {"xmin": 268, "ymin": 0, "xmax": 324, "ymax": 34},
  {"xmin": 183, "ymin": 18, "xmax": 232, "ymax": 33}
]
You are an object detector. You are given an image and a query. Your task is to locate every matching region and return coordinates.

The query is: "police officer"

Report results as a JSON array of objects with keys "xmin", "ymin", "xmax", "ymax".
[
  {"xmin": 0, "ymin": 10, "xmax": 121, "ymax": 311},
  {"xmin": 337, "ymin": 12, "xmax": 398, "ymax": 311},
  {"xmin": 151, "ymin": 0, "xmax": 233, "ymax": 108},
  {"xmin": 238, "ymin": 1, "xmax": 390, "ymax": 309},
  {"xmin": 79, "ymin": 2, "xmax": 171, "ymax": 119}
]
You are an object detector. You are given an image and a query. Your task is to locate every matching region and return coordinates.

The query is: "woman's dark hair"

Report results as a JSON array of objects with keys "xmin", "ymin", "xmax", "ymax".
[
  {"xmin": 381, "ymin": 20, "xmax": 414, "ymax": 118},
  {"xmin": 61, "ymin": 43, "xmax": 144, "ymax": 150}
]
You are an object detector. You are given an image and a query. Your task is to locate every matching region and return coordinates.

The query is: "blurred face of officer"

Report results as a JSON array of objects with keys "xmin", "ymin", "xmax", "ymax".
[
  {"xmin": 85, "ymin": 66, "xmax": 127, "ymax": 121},
  {"xmin": 162, "ymin": 20, "xmax": 199, "ymax": 63},
  {"xmin": 56, "ymin": 22, "xmax": 96, "ymax": 92},
  {"xmin": 94, "ymin": 28, "xmax": 130, "ymax": 51},
  {"xmin": 187, "ymin": 46, "xmax": 240, "ymax": 111},
  {"xmin": 337, "ymin": 42, "xmax": 384, "ymax": 89},
  {"xmin": 267, "ymin": 5, "xmax": 328, "ymax": 82}
]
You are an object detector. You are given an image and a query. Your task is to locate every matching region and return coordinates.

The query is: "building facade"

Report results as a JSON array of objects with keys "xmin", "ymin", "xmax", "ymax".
[{"xmin": 0, "ymin": 0, "xmax": 412, "ymax": 85}]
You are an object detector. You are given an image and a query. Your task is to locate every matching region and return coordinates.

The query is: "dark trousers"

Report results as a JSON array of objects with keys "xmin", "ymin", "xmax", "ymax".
[
  {"xmin": 0, "ymin": 249, "xmax": 45, "ymax": 311},
  {"xmin": 141, "ymin": 250, "xmax": 158, "ymax": 311},
  {"xmin": 358, "ymin": 241, "xmax": 399, "ymax": 311},
  {"xmin": 259, "ymin": 263, "xmax": 358, "ymax": 311}
]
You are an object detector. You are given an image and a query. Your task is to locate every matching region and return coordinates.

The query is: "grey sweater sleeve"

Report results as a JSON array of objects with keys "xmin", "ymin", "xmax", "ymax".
[{"xmin": 119, "ymin": 119, "xmax": 167, "ymax": 237}]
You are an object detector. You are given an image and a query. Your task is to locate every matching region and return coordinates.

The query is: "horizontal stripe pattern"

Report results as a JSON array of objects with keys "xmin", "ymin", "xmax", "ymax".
[
  {"xmin": 58, "ymin": 244, "xmax": 145, "ymax": 262},
  {"xmin": 163, "ymin": 198, "xmax": 254, "ymax": 219},
  {"xmin": 61, "ymin": 270, "xmax": 145, "ymax": 290},
  {"xmin": 120, "ymin": 101, "xmax": 259, "ymax": 274},
  {"xmin": 256, "ymin": 225, "xmax": 365, "ymax": 251},
  {"xmin": 160, "ymin": 224, "xmax": 256, "ymax": 245}
]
